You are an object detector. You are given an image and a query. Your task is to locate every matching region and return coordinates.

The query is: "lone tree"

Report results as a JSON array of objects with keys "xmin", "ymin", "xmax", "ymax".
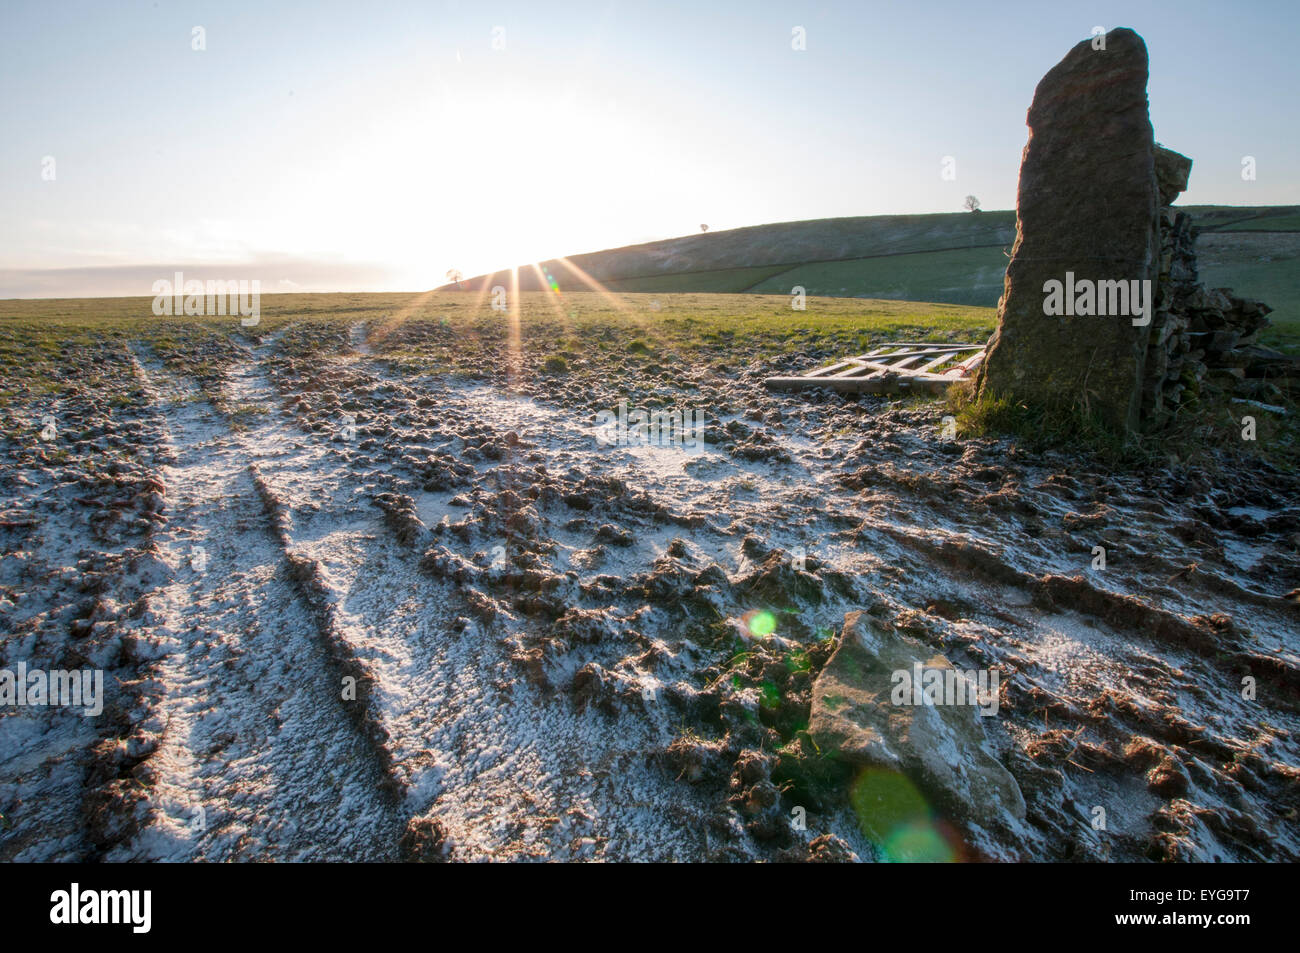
[
  {"xmin": 963, "ymin": 195, "xmax": 982, "ymax": 213},
  {"xmin": 446, "ymin": 268, "xmax": 463, "ymax": 288},
  {"xmin": 700, "ymin": 224, "xmax": 709, "ymax": 233}
]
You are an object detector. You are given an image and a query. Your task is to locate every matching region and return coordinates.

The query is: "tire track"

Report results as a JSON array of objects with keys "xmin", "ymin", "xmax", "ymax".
[
  {"xmin": 239, "ymin": 328, "xmax": 718, "ymax": 859},
  {"xmin": 117, "ymin": 350, "xmax": 400, "ymax": 861}
]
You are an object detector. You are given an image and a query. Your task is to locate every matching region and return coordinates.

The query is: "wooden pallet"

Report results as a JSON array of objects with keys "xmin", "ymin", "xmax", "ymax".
[{"xmin": 764, "ymin": 341, "xmax": 987, "ymax": 395}]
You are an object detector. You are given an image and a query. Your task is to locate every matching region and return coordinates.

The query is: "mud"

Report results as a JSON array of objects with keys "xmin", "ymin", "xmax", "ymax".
[{"xmin": 2, "ymin": 316, "xmax": 1296, "ymax": 861}]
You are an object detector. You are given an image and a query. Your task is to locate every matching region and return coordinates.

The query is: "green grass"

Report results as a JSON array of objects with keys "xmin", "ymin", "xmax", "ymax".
[
  {"xmin": 952, "ymin": 388, "xmax": 1136, "ymax": 464},
  {"xmin": 1217, "ymin": 213, "xmax": 1300, "ymax": 232},
  {"xmin": 540, "ymin": 353, "xmax": 569, "ymax": 374},
  {"xmin": 603, "ymin": 264, "xmax": 795, "ymax": 293},
  {"xmin": 950, "ymin": 369, "xmax": 1299, "ymax": 470},
  {"xmin": 1192, "ymin": 229, "xmax": 1300, "ymax": 350},
  {"xmin": 0, "ymin": 291, "xmax": 998, "ymax": 372},
  {"xmin": 1199, "ymin": 260, "xmax": 1300, "ymax": 351},
  {"xmin": 1178, "ymin": 205, "xmax": 1300, "ymax": 228},
  {"xmin": 226, "ymin": 403, "xmax": 269, "ymax": 429},
  {"xmin": 749, "ymin": 245, "xmax": 1010, "ymax": 306}
]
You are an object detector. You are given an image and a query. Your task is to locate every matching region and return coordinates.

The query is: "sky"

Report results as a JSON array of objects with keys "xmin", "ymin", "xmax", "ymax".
[{"xmin": 1, "ymin": 0, "xmax": 1296, "ymax": 298}]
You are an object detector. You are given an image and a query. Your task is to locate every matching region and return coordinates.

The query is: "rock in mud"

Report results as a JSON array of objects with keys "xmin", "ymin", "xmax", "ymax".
[{"xmin": 808, "ymin": 611, "xmax": 1026, "ymax": 834}]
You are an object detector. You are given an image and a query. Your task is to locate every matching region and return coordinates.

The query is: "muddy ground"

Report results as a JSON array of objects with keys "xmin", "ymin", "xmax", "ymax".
[{"xmin": 2, "ymin": 312, "xmax": 1297, "ymax": 862}]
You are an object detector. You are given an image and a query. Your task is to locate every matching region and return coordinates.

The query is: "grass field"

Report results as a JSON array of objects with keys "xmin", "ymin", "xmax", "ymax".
[
  {"xmin": 446, "ymin": 211, "xmax": 1018, "ymax": 299},
  {"xmin": 0, "ymin": 291, "xmax": 998, "ymax": 390}
]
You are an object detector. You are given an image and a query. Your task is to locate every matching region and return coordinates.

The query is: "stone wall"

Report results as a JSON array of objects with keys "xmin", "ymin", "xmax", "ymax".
[{"xmin": 1142, "ymin": 159, "xmax": 1282, "ymax": 421}]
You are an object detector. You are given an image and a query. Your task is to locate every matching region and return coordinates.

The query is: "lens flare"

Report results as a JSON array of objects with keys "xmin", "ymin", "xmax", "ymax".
[
  {"xmin": 744, "ymin": 610, "xmax": 776, "ymax": 638},
  {"xmin": 881, "ymin": 821, "xmax": 957, "ymax": 863},
  {"xmin": 849, "ymin": 767, "xmax": 961, "ymax": 862}
]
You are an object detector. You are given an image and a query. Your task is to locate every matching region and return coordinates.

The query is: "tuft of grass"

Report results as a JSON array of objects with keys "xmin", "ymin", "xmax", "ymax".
[
  {"xmin": 541, "ymin": 354, "xmax": 569, "ymax": 375},
  {"xmin": 226, "ymin": 403, "xmax": 269, "ymax": 430},
  {"xmin": 953, "ymin": 391, "xmax": 1135, "ymax": 464},
  {"xmin": 949, "ymin": 381, "xmax": 1299, "ymax": 471}
]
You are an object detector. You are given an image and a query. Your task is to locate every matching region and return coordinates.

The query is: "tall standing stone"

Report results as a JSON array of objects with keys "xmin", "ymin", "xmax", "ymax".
[{"xmin": 976, "ymin": 28, "xmax": 1159, "ymax": 433}]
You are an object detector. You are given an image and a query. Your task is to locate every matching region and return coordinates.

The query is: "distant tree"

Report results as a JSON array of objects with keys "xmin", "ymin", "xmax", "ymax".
[
  {"xmin": 700, "ymin": 224, "xmax": 709, "ymax": 233},
  {"xmin": 446, "ymin": 268, "xmax": 463, "ymax": 288},
  {"xmin": 963, "ymin": 195, "xmax": 982, "ymax": 213}
]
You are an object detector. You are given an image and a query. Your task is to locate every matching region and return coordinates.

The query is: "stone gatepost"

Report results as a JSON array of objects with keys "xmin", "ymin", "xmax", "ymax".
[{"xmin": 976, "ymin": 27, "xmax": 1160, "ymax": 434}]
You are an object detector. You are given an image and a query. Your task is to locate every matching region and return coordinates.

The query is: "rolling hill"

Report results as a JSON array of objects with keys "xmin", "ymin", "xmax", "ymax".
[{"xmin": 440, "ymin": 206, "xmax": 1300, "ymax": 346}]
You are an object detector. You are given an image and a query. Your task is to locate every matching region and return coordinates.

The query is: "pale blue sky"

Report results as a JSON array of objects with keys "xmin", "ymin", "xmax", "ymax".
[{"xmin": 1, "ymin": 0, "xmax": 1296, "ymax": 297}]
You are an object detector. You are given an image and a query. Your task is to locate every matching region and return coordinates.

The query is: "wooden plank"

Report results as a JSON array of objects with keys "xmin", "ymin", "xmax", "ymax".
[
  {"xmin": 765, "ymin": 375, "xmax": 954, "ymax": 395},
  {"xmin": 853, "ymin": 358, "xmax": 934, "ymax": 375},
  {"xmin": 885, "ymin": 341, "xmax": 978, "ymax": 346},
  {"xmin": 805, "ymin": 360, "xmax": 864, "ymax": 378},
  {"xmin": 852, "ymin": 346, "xmax": 982, "ymax": 359},
  {"xmin": 798, "ymin": 344, "xmax": 984, "ymax": 378},
  {"xmin": 881, "ymin": 354, "xmax": 927, "ymax": 371},
  {"xmin": 763, "ymin": 340, "xmax": 988, "ymax": 395},
  {"xmin": 944, "ymin": 351, "xmax": 986, "ymax": 376},
  {"xmin": 915, "ymin": 351, "xmax": 959, "ymax": 374}
]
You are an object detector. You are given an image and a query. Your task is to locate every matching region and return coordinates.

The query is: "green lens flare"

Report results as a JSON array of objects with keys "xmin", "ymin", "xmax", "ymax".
[
  {"xmin": 849, "ymin": 767, "xmax": 957, "ymax": 862},
  {"xmin": 881, "ymin": 822, "xmax": 956, "ymax": 863},
  {"xmin": 747, "ymin": 611, "xmax": 776, "ymax": 637}
]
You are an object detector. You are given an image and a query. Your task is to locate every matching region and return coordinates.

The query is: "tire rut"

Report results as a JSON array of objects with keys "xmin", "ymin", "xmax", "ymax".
[{"xmin": 117, "ymin": 350, "xmax": 401, "ymax": 861}]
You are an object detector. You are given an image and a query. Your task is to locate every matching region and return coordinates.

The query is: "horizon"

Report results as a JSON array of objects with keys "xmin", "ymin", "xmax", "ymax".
[{"xmin": 3, "ymin": 0, "xmax": 1298, "ymax": 298}]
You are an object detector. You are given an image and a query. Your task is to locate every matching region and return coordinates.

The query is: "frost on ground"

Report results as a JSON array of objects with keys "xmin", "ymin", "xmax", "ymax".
[{"xmin": 1, "ymin": 311, "xmax": 1297, "ymax": 862}]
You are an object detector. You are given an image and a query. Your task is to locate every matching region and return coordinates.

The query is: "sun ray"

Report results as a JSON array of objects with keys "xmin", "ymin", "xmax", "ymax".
[
  {"xmin": 506, "ymin": 266, "xmax": 522, "ymax": 390},
  {"xmin": 552, "ymin": 256, "xmax": 636, "ymax": 315},
  {"xmin": 368, "ymin": 288, "xmax": 436, "ymax": 351},
  {"xmin": 468, "ymin": 271, "xmax": 495, "ymax": 315},
  {"xmin": 528, "ymin": 261, "xmax": 572, "ymax": 328}
]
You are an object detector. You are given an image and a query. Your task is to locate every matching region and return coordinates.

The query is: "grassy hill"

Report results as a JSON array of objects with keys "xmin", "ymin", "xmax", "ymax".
[{"xmin": 444, "ymin": 205, "xmax": 1300, "ymax": 349}]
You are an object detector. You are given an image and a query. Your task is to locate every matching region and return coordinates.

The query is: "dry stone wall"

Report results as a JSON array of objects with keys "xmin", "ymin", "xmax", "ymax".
[{"xmin": 1144, "ymin": 161, "xmax": 1283, "ymax": 421}]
